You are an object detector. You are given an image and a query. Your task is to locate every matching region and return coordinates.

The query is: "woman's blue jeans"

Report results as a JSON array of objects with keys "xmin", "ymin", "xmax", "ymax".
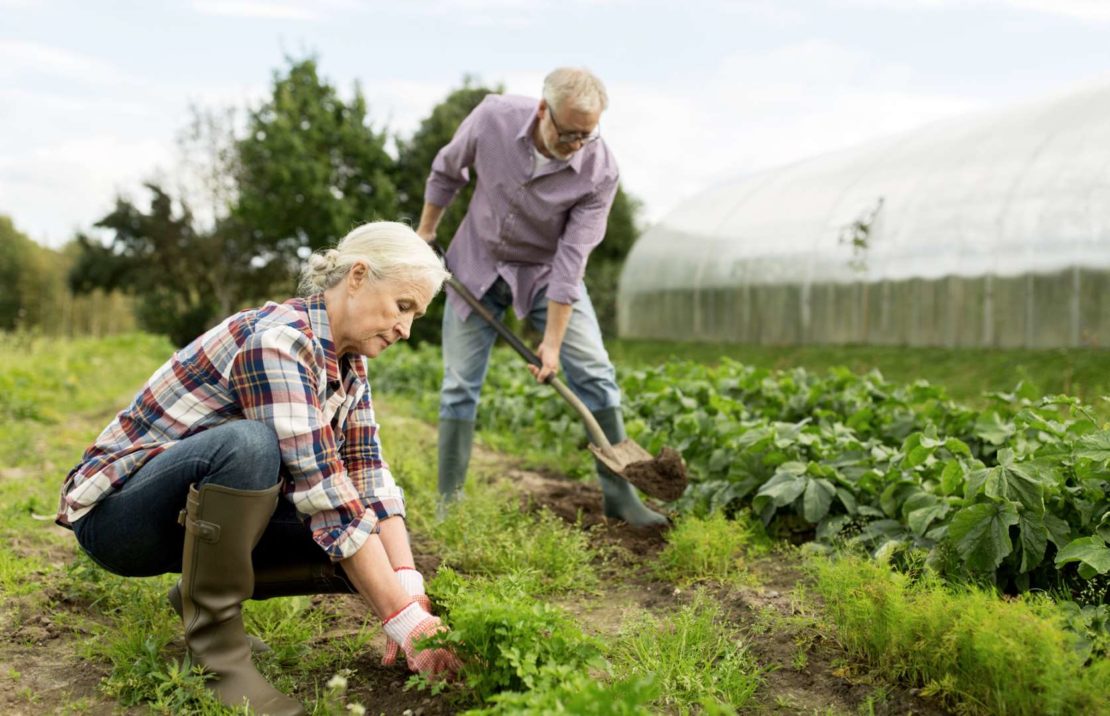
[
  {"xmin": 439, "ymin": 278, "xmax": 622, "ymax": 421},
  {"xmin": 72, "ymin": 421, "xmax": 324, "ymax": 578}
]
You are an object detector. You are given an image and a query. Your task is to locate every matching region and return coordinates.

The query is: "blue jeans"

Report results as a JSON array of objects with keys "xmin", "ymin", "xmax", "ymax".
[
  {"xmin": 72, "ymin": 421, "xmax": 324, "ymax": 578},
  {"xmin": 439, "ymin": 278, "xmax": 622, "ymax": 421}
]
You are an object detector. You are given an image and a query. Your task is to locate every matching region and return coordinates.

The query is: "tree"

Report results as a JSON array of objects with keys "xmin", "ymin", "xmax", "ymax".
[
  {"xmin": 70, "ymin": 184, "xmax": 226, "ymax": 346},
  {"xmin": 0, "ymin": 215, "xmax": 34, "ymax": 330},
  {"xmin": 234, "ymin": 56, "xmax": 396, "ymax": 295},
  {"xmin": 0, "ymin": 215, "xmax": 68, "ymax": 332},
  {"xmin": 393, "ymin": 77, "xmax": 502, "ymax": 344}
]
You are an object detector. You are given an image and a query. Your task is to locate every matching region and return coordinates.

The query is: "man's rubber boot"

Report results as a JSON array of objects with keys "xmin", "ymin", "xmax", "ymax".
[
  {"xmin": 168, "ymin": 562, "xmax": 356, "ymax": 653},
  {"xmin": 437, "ymin": 418, "xmax": 475, "ymax": 519},
  {"xmin": 179, "ymin": 482, "xmax": 305, "ymax": 715},
  {"xmin": 591, "ymin": 407, "xmax": 669, "ymax": 527}
]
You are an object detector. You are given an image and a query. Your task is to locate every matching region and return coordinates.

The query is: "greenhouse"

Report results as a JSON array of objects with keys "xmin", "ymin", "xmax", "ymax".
[{"xmin": 618, "ymin": 82, "xmax": 1110, "ymax": 348}]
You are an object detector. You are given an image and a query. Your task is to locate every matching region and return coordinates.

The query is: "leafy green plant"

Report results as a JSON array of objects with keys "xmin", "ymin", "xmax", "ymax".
[
  {"xmin": 376, "ymin": 345, "xmax": 1110, "ymax": 599},
  {"xmin": 423, "ymin": 570, "xmax": 604, "ymax": 702},
  {"xmin": 470, "ymin": 669, "xmax": 658, "ymax": 715}
]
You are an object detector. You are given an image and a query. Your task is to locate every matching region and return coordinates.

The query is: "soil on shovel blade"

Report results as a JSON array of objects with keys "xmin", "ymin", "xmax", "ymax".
[{"xmin": 623, "ymin": 446, "xmax": 688, "ymax": 502}]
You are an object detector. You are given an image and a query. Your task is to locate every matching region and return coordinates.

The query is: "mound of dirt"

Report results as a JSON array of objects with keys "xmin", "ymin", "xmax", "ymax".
[{"xmin": 623, "ymin": 446, "xmax": 688, "ymax": 502}]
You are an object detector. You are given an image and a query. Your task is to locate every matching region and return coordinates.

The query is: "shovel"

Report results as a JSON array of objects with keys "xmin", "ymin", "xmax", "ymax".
[{"xmin": 442, "ymin": 272, "xmax": 688, "ymax": 502}]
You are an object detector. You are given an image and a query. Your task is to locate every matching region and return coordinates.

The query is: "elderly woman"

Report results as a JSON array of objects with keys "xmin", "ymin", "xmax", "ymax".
[{"xmin": 56, "ymin": 221, "xmax": 459, "ymax": 715}]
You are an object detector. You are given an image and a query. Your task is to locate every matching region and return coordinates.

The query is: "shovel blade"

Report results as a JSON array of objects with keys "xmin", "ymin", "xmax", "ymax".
[{"xmin": 587, "ymin": 439, "xmax": 688, "ymax": 502}]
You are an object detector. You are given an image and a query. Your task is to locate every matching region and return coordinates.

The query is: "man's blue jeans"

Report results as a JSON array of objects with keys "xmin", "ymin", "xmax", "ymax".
[
  {"xmin": 72, "ymin": 421, "xmax": 323, "ymax": 578},
  {"xmin": 439, "ymin": 278, "xmax": 622, "ymax": 421}
]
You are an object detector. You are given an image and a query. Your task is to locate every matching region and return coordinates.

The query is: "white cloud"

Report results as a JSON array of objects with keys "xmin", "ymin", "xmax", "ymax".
[
  {"xmin": 190, "ymin": 0, "xmax": 323, "ymax": 21},
  {"xmin": 1006, "ymin": 0, "xmax": 1110, "ymax": 21},
  {"xmin": 0, "ymin": 135, "xmax": 173, "ymax": 246},
  {"xmin": 0, "ymin": 40, "xmax": 123, "ymax": 84},
  {"xmin": 603, "ymin": 40, "xmax": 986, "ymax": 223},
  {"xmin": 846, "ymin": 0, "xmax": 1110, "ymax": 22}
]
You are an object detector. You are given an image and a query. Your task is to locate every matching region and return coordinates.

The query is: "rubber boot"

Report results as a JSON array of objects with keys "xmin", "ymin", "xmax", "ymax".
[
  {"xmin": 437, "ymin": 418, "xmax": 475, "ymax": 519},
  {"xmin": 168, "ymin": 562, "xmax": 356, "ymax": 652},
  {"xmin": 591, "ymin": 407, "xmax": 669, "ymax": 527},
  {"xmin": 179, "ymin": 482, "xmax": 305, "ymax": 715}
]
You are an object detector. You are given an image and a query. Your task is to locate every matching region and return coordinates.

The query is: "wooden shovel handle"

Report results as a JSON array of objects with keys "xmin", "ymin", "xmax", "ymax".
[{"xmin": 442, "ymin": 272, "xmax": 615, "ymax": 454}]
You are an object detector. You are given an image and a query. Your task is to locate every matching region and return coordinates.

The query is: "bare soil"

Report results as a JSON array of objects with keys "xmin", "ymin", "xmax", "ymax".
[
  {"xmin": 622, "ymin": 446, "xmax": 689, "ymax": 502},
  {"xmin": 0, "ymin": 444, "xmax": 950, "ymax": 715}
]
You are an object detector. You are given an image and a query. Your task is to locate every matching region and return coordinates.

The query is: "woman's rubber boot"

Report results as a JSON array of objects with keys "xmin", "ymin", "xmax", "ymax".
[
  {"xmin": 179, "ymin": 482, "xmax": 305, "ymax": 715},
  {"xmin": 437, "ymin": 418, "xmax": 474, "ymax": 519},
  {"xmin": 168, "ymin": 561, "xmax": 357, "ymax": 653},
  {"xmin": 591, "ymin": 407, "xmax": 669, "ymax": 527}
]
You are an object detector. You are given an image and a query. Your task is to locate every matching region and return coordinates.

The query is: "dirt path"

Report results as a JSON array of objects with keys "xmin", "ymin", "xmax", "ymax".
[{"xmin": 1, "ymin": 441, "xmax": 948, "ymax": 715}]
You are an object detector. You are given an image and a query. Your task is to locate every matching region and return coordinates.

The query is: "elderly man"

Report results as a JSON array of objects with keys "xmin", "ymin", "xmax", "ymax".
[{"xmin": 416, "ymin": 67, "xmax": 666, "ymax": 527}]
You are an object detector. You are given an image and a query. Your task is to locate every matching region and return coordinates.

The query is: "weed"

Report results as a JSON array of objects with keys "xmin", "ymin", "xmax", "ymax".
[
  {"xmin": 810, "ymin": 553, "xmax": 1110, "ymax": 715},
  {"xmin": 608, "ymin": 590, "xmax": 761, "ymax": 714},
  {"xmin": 432, "ymin": 490, "xmax": 598, "ymax": 595},
  {"xmin": 653, "ymin": 510, "xmax": 770, "ymax": 586},
  {"xmin": 423, "ymin": 571, "xmax": 604, "ymax": 702},
  {"xmin": 471, "ymin": 669, "xmax": 658, "ymax": 714}
]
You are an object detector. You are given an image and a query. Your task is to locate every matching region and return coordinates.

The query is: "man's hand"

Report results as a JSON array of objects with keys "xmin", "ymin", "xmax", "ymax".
[
  {"xmin": 529, "ymin": 340, "xmax": 561, "ymax": 383},
  {"xmin": 417, "ymin": 202, "xmax": 446, "ymax": 246}
]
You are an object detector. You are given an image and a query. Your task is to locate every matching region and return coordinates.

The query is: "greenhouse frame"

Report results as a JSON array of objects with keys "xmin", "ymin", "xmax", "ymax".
[{"xmin": 617, "ymin": 82, "xmax": 1110, "ymax": 348}]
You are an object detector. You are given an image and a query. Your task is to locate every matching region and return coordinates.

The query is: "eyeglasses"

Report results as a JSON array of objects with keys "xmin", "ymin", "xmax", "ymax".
[{"xmin": 547, "ymin": 107, "xmax": 600, "ymax": 145}]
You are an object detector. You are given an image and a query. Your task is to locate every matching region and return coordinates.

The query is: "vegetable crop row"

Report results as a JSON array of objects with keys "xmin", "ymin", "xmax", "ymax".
[{"xmin": 372, "ymin": 346, "xmax": 1109, "ymax": 601}]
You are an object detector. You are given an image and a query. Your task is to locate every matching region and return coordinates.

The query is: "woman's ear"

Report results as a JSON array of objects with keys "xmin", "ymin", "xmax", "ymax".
[{"xmin": 347, "ymin": 260, "xmax": 369, "ymax": 293}]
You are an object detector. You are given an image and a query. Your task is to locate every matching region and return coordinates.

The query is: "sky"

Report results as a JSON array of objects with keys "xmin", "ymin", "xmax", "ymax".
[{"xmin": 2, "ymin": 0, "xmax": 1109, "ymax": 248}]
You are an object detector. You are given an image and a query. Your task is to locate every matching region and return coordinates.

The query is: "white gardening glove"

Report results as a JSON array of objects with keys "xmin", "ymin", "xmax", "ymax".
[
  {"xmin": 381, "ymin": 567, "xmax": 433, "ymax": 666},
  {"xmin": 381, "ymin": 602, "xmax": 461, "ymax": 681}
]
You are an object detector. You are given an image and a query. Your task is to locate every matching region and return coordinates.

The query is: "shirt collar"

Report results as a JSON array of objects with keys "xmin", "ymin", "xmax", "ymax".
[
  {"xmin": 517, "ymin": 109, "xmax": 584, "ymax": 174},
  {"xmin": 305, "ymin": 293, "xmax": 342, "ymax": 384}
]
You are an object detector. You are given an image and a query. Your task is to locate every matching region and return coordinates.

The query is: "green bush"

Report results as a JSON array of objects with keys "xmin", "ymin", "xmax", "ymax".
[{"xmin": 810, "ymin": 554, "xmax": 1110, "ymax": 715}]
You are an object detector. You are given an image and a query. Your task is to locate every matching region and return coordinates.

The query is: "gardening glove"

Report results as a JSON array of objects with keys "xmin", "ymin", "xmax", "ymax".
[
  {"xmin": 382, "ymin": 567, "xmax": 433, "ymax": 666},
  {"xmin": 382, "ymin": 602, "xmax": 461, "ymax": 681}
]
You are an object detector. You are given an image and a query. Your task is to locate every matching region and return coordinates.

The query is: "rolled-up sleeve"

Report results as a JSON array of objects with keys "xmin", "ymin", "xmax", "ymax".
[
  {"xmin": 341, "ymin": 384, "xmax": 406, "ymax": 522},
  {"xmin": 228, "ymin": 326, "xmax": 376, "ymax": 561},
  {"xmin": 546, "ymin": 175, "xmax": 620, "ymax": 305},
  {"xmin": 424, "ymin": 97, "xmax": 489, "ymax": 208}
]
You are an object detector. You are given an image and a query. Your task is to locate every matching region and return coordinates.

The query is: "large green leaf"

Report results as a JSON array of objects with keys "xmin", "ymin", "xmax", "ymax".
[
  {"xmin": 948, "ymin": 502, "xmax": 1019, "ymax": 572},
  {"xmin": 1075, "ymin": 431, "xmax": 1110, "ymax": 463},
  {"xmin": 1017, "ymin": 511, "xmax": 1048, "ymax": 573},
  {"xmin": 803, "ymin": 478, "xmax": 836, "ymax": 523},
  {"xmin": 976, "ymin": 450, "xmax": 1048, "ymax": 513},
  {"xmin": 974, "ymin": 412, "xmax": 1014, "ymax": 445},
  {"xmin": 1054, "ymin": 536, "xmax": 1110, "ymax": 575},
  {"xmin": 1044, "ymin": 512, "xmax": 1072, "ymax": 547},
  {"xmin": 908, "ymin": 504, "xmax": 949, "ymax": 538},
  {"xmin": 755, "ymin": 469, "xmax": 807, "ymax": 508}
]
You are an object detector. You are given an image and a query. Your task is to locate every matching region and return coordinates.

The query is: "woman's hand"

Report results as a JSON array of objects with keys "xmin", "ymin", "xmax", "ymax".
[
  {"xmin": 382, "ymin": 566, "xmax": 433, "ymax": 666},
  {"xmin": 382, "ymin": 602, "xmax": 461, "ymax": 681}
]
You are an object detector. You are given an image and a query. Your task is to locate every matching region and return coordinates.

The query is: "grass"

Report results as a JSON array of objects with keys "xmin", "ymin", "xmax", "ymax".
[
  {"xmin": 5, "ymin": 333, "xmax": 1107, "ymax": 714},
  {"xmin": 608, "ymin": 589, "xmax": 762, "ymax": 715},
  {"xmin": 809, "ymin": 553, "xmax": 1110, "ymax": 716},
  {"xmin": 609, "ymin": 339, "xmax": 1110, "ymax": 412},
  {"xmin": 652, "ymin": 510, "xmax": 771, "ymax": 586}
]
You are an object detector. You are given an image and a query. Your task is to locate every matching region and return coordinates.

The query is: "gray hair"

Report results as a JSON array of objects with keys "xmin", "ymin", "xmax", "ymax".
[
  {"xmin": 298, "ymin": 221, "xmax": 450, "ymax": 296},
  {"xmin": 542, "ymin": 67, "xmax": 608, "ymax": 114}
]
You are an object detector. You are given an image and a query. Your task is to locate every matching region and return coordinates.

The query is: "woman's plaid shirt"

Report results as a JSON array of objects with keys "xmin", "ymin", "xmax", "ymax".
[{"xmin": 57, "ymin": 294, "xmax": 405, "ymax": 561}]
